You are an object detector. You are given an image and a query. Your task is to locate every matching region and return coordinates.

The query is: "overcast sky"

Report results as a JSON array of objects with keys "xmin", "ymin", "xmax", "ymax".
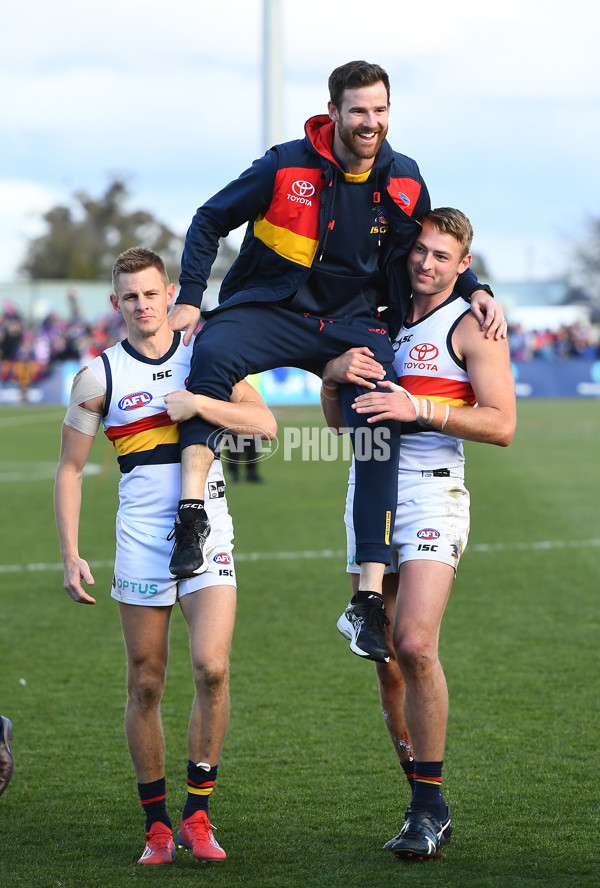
[{"xmin": 1, "ymin": 0, "xmax": 598, "ymax": 283}]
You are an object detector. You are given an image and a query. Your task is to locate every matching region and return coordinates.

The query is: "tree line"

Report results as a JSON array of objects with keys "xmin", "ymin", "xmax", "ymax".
[{"xmin": 18, "ymin": 177, "xmax": 599, "ymax": 319}]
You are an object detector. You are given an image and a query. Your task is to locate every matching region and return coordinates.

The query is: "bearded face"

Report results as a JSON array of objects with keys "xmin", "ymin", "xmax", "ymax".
[{"xmin": 329, "ymin": 82, "xmax": 390, "ymax": 172}]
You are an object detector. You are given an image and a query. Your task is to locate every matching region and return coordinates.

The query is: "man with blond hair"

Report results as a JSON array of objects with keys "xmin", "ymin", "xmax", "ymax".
[
  {"xmin": 55, "ymin": 247, "xmax": 276, "ymax": 865},
  {"xmin": 322, "ymin": 208, "xmax": 515, "ymax": 860}
]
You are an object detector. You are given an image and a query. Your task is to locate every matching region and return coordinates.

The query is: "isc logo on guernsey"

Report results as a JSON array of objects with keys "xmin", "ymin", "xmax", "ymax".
[{"xmin": 118, "ymin": 392, "xmax": 153, "ymax": 410}]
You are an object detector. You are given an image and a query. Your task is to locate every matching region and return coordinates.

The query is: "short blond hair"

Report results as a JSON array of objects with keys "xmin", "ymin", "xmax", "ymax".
[
  {"xmin": 111, "ymin": 246, "xmax": 168, "ymax": 291},
  {"xmin": 424, "ymin": 208, "xmax": 473, "ymax": 258}
]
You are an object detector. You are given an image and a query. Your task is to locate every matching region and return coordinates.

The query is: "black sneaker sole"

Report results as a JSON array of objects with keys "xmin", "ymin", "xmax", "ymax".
[
  {"xmin": 387, "ymin": 810, "xmax": 450, "ymax": 861},
  {"xmin": 393, "ymin": 847, "xmax": 443, "ymax": 862},
  {"xmin": 169, "ymin": 559, "xmax": 210, "ymax": 580}
]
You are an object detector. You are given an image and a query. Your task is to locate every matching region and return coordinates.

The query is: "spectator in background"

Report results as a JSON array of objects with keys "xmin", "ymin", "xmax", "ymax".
[
  {"xmin": 507, "ymin": 322, "xmax": 598, "ymax": 360},
  {"xmin": 225, "ymin": 434, "xmax": 262, "ymax": 483},
  {"xmin": 0, "ymin": 293, "xmax": 127, "ymax": 396},
  {"xmin": 0, "ymin": 304, "xmax": 25, "ymax": 375}
]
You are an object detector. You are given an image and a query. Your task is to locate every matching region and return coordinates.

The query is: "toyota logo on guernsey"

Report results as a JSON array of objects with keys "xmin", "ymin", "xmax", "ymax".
[
  {"xmin": 288, "ymin": 180, "xmax": 315, "ymax": 206},
  {"xmin": 409, "ymin": 343, "xmax": 439, "ymax": 362},
  {"xmin": 118, "ymin": 392, "xmax": 152, "ymax": 410},
  {"xmin": 404, "ymin": 342, "xmax": 439, "ymax": 371}
]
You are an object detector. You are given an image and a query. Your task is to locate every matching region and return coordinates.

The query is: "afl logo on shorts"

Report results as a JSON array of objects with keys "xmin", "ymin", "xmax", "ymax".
[
  {"xmin": 213, "ymin": 553, "xmax": 232, "ymax": 565},
  {"xmin": 118, "ymin": 392, "xmax": 152, "ymax": 410},
  {"xmin": 417, "ymin": 528, "xmax": 440, "ymax": 541}
]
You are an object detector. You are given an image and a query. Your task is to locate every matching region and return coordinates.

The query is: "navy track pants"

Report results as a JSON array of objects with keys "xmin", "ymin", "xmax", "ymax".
[{"xmin": 180, "ymin": 304, "xmax": 402, "ymax": 565}]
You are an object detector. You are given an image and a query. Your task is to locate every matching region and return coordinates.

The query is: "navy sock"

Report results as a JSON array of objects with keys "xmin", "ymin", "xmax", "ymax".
[
  {"xmin": 400, "ymin": 758, "xmax": 415, "ymax": 791},
  {"xmin": 137, "ymin": 777, "xmax": 171, "ymax": 831},
  {"xmin": 411, "ymin": 760, "xmax": 446, "ymax": 820},
  {"xmin": 181, "ymin": 761, "xmax": 218, "ymax": 820},
  {"xmin": 352, "ymin": 590, "xmax": 383, "ymax": 604}
]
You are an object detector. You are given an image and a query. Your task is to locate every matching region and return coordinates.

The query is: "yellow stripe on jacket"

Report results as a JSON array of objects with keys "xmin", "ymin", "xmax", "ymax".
[{"xmin": 254, "ymin": 216, "xmax": 319, "ymax": 267}]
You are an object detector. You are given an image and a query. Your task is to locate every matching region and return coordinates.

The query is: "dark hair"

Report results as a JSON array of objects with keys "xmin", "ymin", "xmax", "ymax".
[
  {"xmin": 328, "ymin": 60, "xmax": 390, "ymax": 108},
  {"xmin": 424, "ymin": 208, "xmax": 474, "ymax": 258},
  {"xmin": 111, "ymin": 246, "xmax": 168, "ymax": 290}
]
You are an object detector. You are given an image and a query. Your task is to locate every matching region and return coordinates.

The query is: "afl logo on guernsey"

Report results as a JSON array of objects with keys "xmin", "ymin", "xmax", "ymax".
[
  {"xmin": 118, "ymin": 392, "xmax": 152, "ymax": 410},
  {"xmin": 213, "ymin": 553, "xmax": 232, "ymax": 565},
  {"xmin": 417, "ymin": 528, "xmax": 440, "ymax": 541},
  {"xmin": 398, "ymin": 192, "xmax": 411, "ymax": 207}
]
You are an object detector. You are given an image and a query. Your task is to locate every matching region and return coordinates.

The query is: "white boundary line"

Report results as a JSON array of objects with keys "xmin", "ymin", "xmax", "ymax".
[
  {"xmin": 0, "ymin": 462, "xmax": 101, "ymax": 482},
  {"xmin": 0, "ymin": 411, "xmax": 64, "ymax": 429},
  {"xmin": 1, "ymin": 538, "xmax": 599, "ymax": 574}
]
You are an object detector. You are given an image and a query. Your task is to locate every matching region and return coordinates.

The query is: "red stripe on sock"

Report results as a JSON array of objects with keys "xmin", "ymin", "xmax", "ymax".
[{"xmin": 187, "ymin": 779, "xmax": 215, "ymax": 790}]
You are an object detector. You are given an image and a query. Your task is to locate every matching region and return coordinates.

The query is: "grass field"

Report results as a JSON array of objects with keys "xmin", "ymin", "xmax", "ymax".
[{"xmin": 0, "ymin": 400, "xmax": 598, "ymax": 887}]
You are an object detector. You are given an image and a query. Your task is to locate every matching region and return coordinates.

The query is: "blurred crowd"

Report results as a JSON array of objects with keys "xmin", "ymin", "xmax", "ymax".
[
  {"xmin": 0, "ymin": 291, "xmax": 125, "ymax": 396},
  {"xmin": 2, "ymin": 294, "xmax": 600, "ymax": 402},
  {"xmin": 507, "ymin": 322, "xmax": 599, "ymax": 361}
]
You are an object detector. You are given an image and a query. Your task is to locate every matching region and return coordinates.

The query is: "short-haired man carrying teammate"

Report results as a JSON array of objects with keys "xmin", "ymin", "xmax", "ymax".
[
  {"xmin": 321, "ymin": 208, "xmax": 516, "ymax": 860},
  {"xmin": 54, "ymin": 247, "xmax": 276, "ymax": 865}
]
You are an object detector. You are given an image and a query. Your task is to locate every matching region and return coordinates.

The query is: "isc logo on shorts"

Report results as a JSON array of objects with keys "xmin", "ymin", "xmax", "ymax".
[
  {"xmin": 118, "ymin": 392, "xmax": 152, "ymax": 410},
  {"xmin": 417, "ymin": 528, "xmax": 440, "ymax": 540},
  {"xmin": 213, "ymin": 553, "xmax": 231, "ymax": 565}
]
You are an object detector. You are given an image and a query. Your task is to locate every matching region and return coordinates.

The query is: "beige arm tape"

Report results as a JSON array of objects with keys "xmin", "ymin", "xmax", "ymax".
[
  {"xmin": 390, "ymin": 382, "xmax": 450, "ymax": 431},
  {"xmin": 64, "ymin": 366, "xmax": 106, "ymax": 436}
]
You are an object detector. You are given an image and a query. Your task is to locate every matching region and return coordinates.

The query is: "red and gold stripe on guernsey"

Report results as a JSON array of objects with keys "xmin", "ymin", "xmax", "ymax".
[
  {"xmin": 104, "ymin": 410, "xmax": 179, "ymax": 456},
  {"xmin": 253, "ymin": 166, "xmax": 323, "ymax": 267},
  {"xmin": 399, "ymin": 376, "xmax": 477, "ymax": 408}
]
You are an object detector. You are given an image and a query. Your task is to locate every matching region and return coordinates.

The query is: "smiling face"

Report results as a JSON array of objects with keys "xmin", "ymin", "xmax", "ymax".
[
  {"xmin": 110, "ymin": 266, "xmax": 175, "ymax": 346},
  {"xmin": 328, "ymin": 81, "xmax": 389, "ymax": 174},
  {"xmin": 408, "ymin": 220, "xmax": 472, "ymax": 305}
]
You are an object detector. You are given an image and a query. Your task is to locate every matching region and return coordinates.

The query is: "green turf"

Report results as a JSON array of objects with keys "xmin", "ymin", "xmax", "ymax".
[{"xmin": 0, "ymin": 401, "xmax": 598, "ymax": 887}]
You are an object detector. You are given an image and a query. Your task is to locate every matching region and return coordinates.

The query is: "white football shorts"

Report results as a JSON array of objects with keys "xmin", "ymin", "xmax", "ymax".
[
  {"xmin": 111, "ymin": 511, "xmax": 236, "ymax": 606},
  {"xmin": 346, "ymin": 471, "xmax": 470, "ymax": 574}
]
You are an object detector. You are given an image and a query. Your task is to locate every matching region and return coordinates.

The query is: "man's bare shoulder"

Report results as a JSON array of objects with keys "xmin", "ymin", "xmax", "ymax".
[{"xmin": 453, "ymin": 309, "xmax": 510, "ymax": 361}]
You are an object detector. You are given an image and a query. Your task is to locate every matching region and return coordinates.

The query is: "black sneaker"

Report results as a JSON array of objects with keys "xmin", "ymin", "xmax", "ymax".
[
  {"xmin": 336, "ymin": 593, "xmax": 390, "ymax": 662},
  {"xmin": 168, "ymin": 506, "xmax": 213, "ymax": 579},
  {"xmin": 383, "ymin": 807, "xmax": 451, "ymax": 861}
]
